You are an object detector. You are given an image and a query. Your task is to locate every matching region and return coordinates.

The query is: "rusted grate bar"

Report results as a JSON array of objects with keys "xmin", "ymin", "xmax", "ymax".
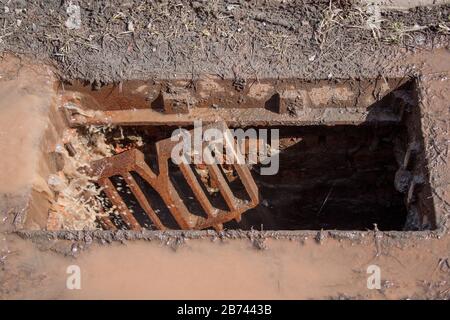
[
  {"xmin": 122, "ymin": 172, "xmax": 166, "ymax": 230},
  {"xmin": 62, "ymin": 78, "xmax": 408, "ymax": 128},
  {"xmin": 97, "ymin": 215, "xmax": 117, "ymax": 231},
  {"xmin": 64, "ymin": 106, "xmax": 404, "ymax": 128},
  {"xmin": 90, "ymin": 123, "xmax": 259, "ymax": 231},
  {"xmin": 98, "ymin": 177, "xmax": 142, "ymax": 231}
]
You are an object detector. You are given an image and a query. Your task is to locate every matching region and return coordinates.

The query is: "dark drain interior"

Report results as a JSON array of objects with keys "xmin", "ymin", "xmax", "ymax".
[{"xmin": 234, "ymin": 125, "xmax": 407, "ymax": 230}]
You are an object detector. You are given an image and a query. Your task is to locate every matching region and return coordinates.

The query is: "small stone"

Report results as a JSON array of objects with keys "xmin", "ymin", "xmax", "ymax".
[
  {"xmin": 127, "ymin": 21, "xmax": 134, "ymax": 32},
  {"xmin": 192, "ymin": 1, "xmax": 202, "ymax": 10},
  {"xmin": 65, "ymin": 4, "xmax": 81, "ymax": 30},
  {"xmin": 395, "ymin": 168, "xmax": 412, "ymax": 193}
]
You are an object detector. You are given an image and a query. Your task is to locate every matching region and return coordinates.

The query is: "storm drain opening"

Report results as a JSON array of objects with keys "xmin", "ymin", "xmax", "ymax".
[{"xmin": 31, "ymin": 77, "xmax": 436, "ymax": 232}]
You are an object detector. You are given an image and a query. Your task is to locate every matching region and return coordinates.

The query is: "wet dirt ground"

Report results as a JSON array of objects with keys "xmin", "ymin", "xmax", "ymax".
[
  {"xmin": 0, "ymin": 1, "xmax": 450, "ymax": 299},
  {"xmin": 0, "ymin": 1, "xmax": 448, "ymax": 82}
]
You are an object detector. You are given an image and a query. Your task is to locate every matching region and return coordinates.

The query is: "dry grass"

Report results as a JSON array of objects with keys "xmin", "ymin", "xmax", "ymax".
[
  {"xmin": 315, "ymin": 1, "xmax": 343, "ymax": 49},
  {"xmin": 315, "ymin": 2, "xmax": 384, "ymax": 49},
  {"xmin": 384, "ymin": 22, "xmax": 428, "ymax": 44},
  {"xmin": 315, "ymin": 1, "xmax": 448, "ymax": 48}
]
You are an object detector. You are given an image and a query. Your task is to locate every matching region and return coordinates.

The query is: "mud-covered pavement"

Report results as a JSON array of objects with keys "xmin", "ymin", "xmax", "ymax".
[
  {"xmin": 0, "ymin": 1, "xmax": 450, "ymax": 300},
  {"xmin": 0, "ymin": 0, "xmax": 448, "ymax": 82}
]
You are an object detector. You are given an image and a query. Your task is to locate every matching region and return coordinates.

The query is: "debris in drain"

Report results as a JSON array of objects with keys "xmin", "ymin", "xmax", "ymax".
[
  {"xmin": 47, "ymin": 126, "xmax": 114, "ymax": 230},
  {"xmin": 46, "ymin": 125, "xmax": 145, "ymax": 230}
]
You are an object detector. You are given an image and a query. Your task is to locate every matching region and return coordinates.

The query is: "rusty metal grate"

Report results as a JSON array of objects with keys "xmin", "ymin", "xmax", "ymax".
[{"xmin": 90, "ymin": 123, "xmax": 259, "ymax": 231}]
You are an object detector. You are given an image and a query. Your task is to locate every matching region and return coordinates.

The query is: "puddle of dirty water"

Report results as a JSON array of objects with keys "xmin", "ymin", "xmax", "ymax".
[{"xmin": 2, "ymin": 235, "xmax": 448, "ymax": 300}]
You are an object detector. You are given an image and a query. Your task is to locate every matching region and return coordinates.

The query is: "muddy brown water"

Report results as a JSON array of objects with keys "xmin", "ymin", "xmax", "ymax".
[{"xmin": 2, "ymin": 234, "xmax": 450, "ymax": 299}]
